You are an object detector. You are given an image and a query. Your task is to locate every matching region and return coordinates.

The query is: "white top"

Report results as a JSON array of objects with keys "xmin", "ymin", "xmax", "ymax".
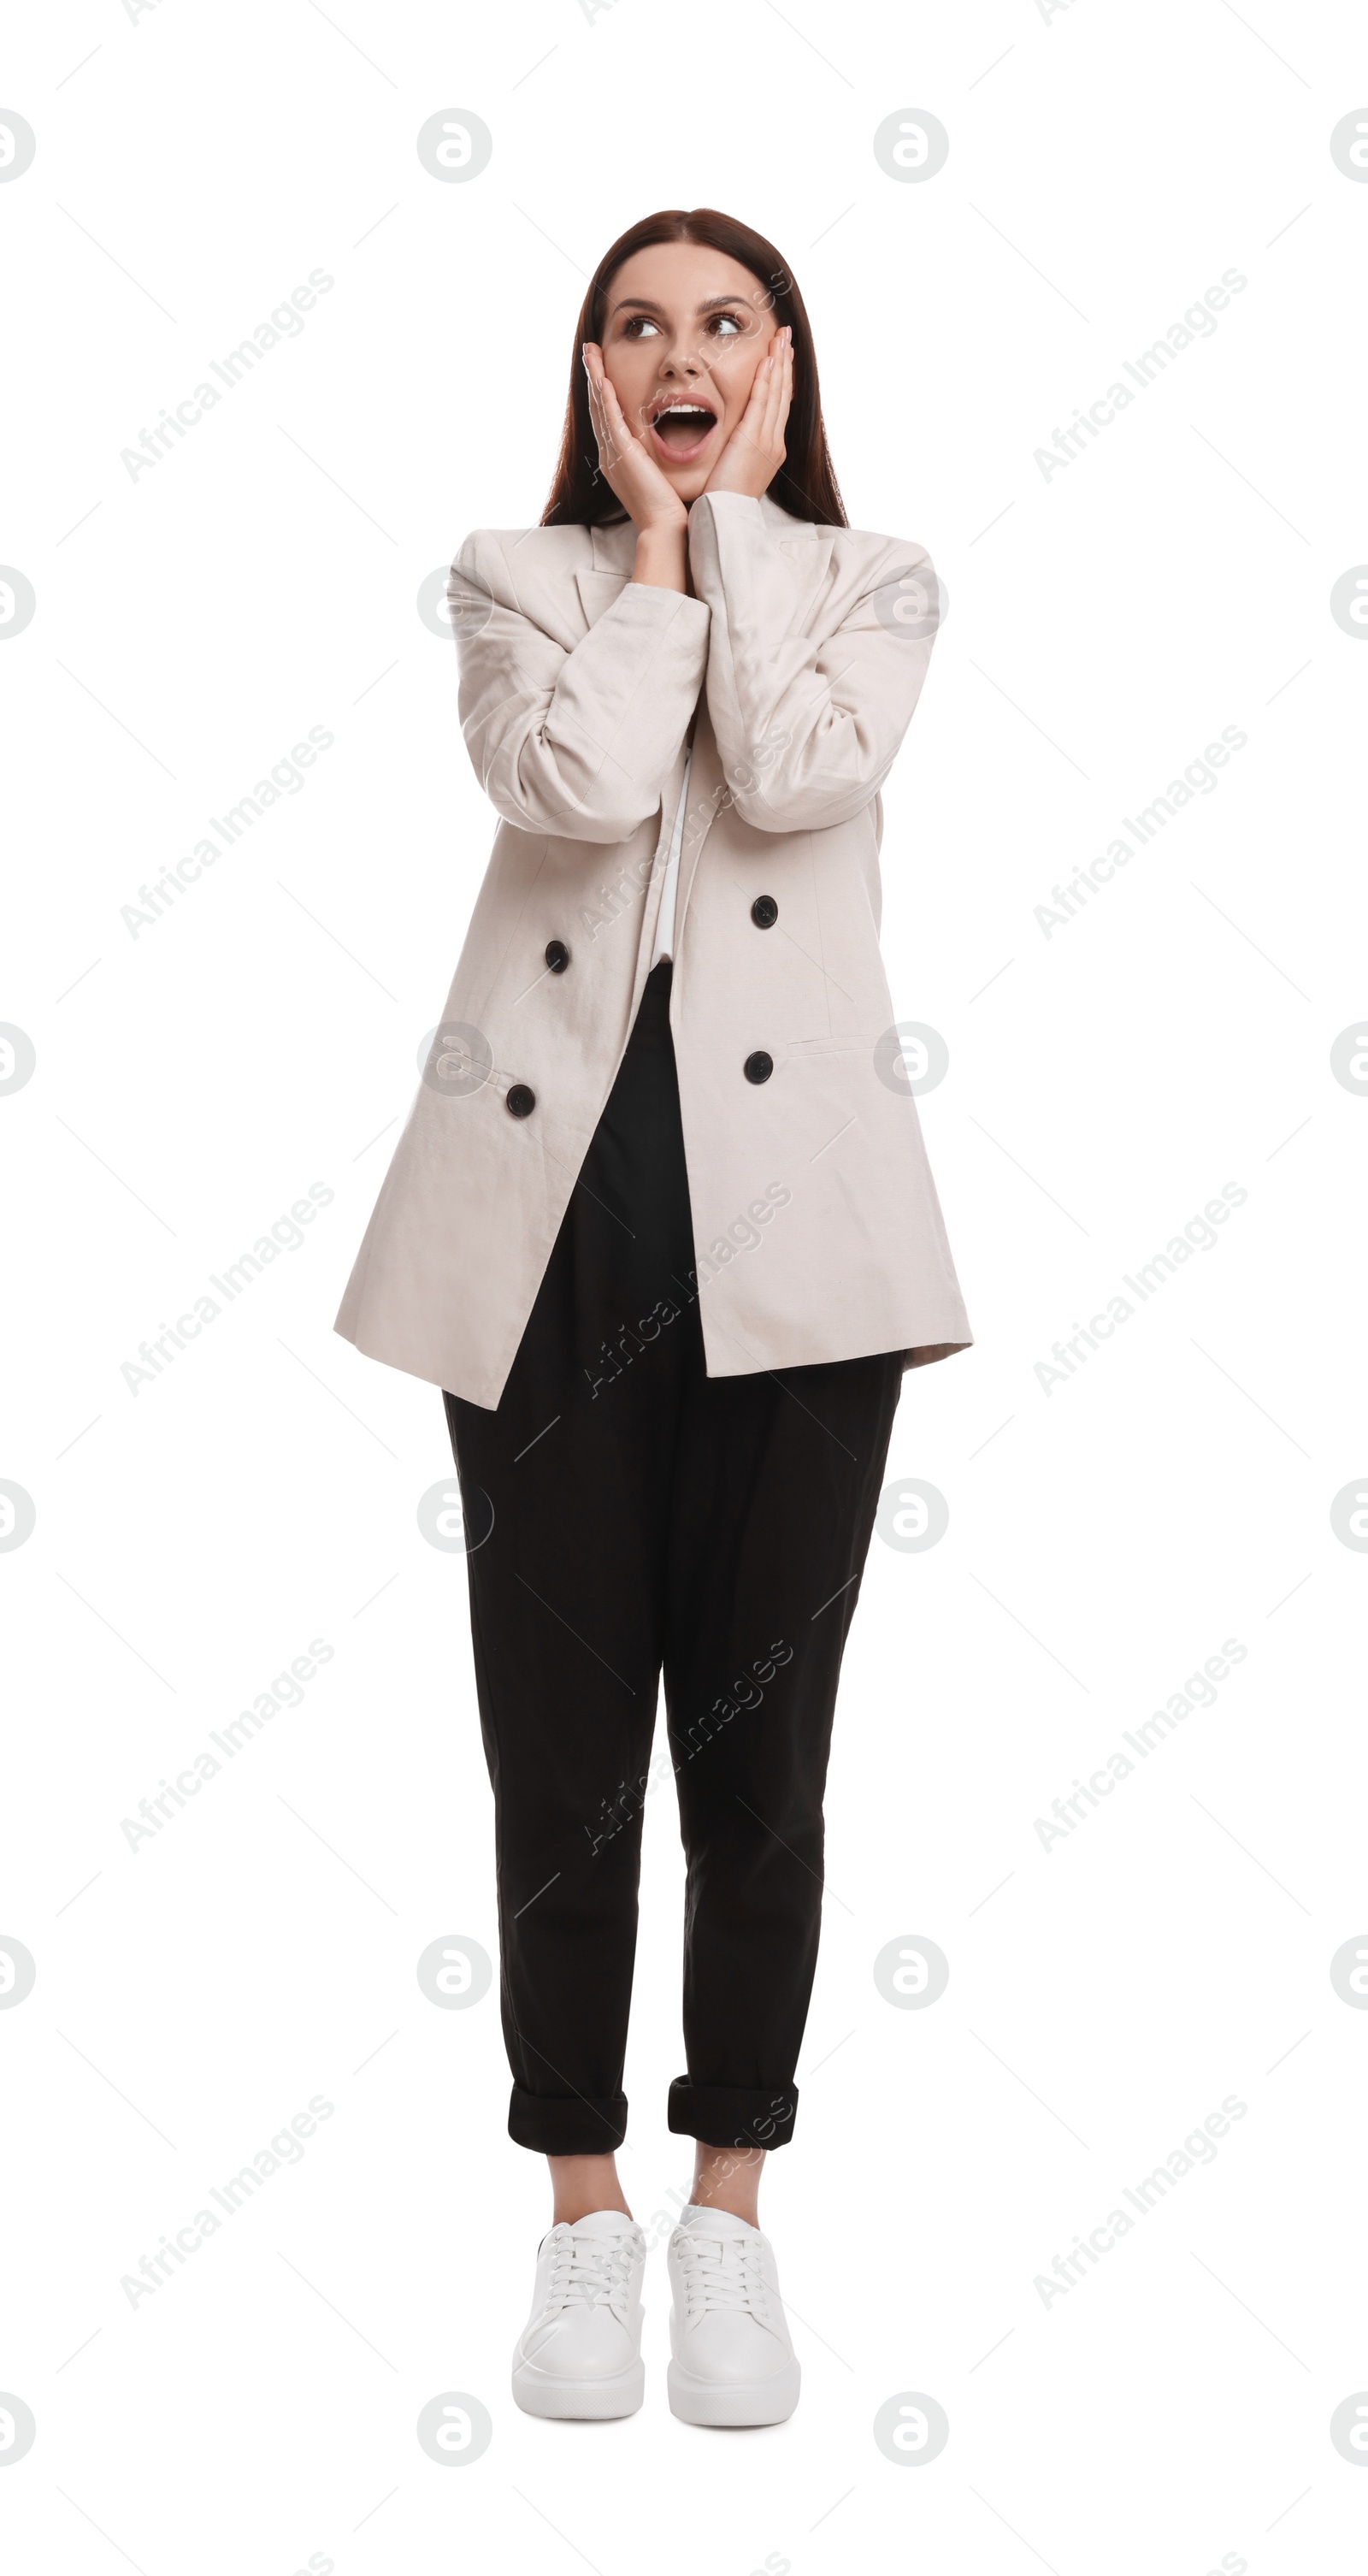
[{"xmin": 650, "ymin": 745, "xmax": 693, "ymax": 969}]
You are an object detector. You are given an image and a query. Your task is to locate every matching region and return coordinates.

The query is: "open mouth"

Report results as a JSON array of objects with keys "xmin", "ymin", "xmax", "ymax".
[{"xmin": 648, "ymin": 400, "xmax": 719, "ymax": 462}]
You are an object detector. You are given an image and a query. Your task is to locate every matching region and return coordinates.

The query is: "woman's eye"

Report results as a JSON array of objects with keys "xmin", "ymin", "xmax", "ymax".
[
  {"xmin": 622, "ymin": 316, "xmax": 660, "ymax": 339},
  {"xmin": 711, "ymin": 313, "xmax": 745, "ymax": 336}
]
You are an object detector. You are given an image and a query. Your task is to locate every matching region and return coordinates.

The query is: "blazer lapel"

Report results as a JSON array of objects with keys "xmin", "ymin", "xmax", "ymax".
[
  {"xmin": 574, "ymin": 566, "xmax": 633, "ymax": 630},
  {"xmin": 568, "ymin": 516, "xmax": 634, "ymax": 630},
  {"xmin": 758, "ymin": 491, "xmax": 835, "ymax": 635}
]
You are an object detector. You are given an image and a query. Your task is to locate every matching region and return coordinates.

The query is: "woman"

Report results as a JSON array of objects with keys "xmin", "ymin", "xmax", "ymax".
[{"xmin": 335, "ymin": 208, "xmax": 971, "ymax": 2427}]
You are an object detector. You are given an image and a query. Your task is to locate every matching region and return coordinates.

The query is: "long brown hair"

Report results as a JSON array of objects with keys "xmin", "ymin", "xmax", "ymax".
[{"xmin": 541, "ymin": 208, "xmax": 846, "ymax": 530}]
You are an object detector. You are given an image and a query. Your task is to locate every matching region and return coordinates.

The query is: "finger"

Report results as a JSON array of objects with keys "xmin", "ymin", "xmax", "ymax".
[
  {"xmin": 583, "ymin": 344, "xmax": 613, "ymax": 450},
  {"xmin": 764, "ymin": 327, "xmax": 792, "ymax": 458},
  {"xmin": 774, "ymin": 328, "xmax": 794, "ymax": 440},
  {"xmin": 765, "ymin": 324, "xmax": 789, "ymax": 413},
  {"xmin": 610, "ymin": 374, "xmax": 653, "ymax": 452},
  {"xmin": 737, "ymin": 344, "xmax": 775, "ymax": 448},
  {"xmin": 755, "ymin": 334, "xmax": 784, "ymax": 452},
  {"xmin": 587, "ymin": 357, "xmax": 626, "ymax": 469},
  {"xmin": 599, "ymin": 371, "xmax": 629, "ymax": 434},
  {"xmin": 598, "ymin": 372, "xmax": 634, "ymax": 466}
]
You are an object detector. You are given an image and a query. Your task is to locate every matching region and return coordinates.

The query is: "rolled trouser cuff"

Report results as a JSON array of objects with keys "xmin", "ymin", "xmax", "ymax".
[
  {"xmin": 508, "ymin": 2086, "xmax": 628, "ymax": 2154},
  {"xmin": 667, "ymin": 2077, "xmax": 798, "ymax": 2152}
]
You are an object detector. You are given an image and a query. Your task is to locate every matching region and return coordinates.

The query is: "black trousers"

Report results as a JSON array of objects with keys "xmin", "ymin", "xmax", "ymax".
[{"xmin": 444, "ymin": 961, "xmax": 903, "ymax": 2157}]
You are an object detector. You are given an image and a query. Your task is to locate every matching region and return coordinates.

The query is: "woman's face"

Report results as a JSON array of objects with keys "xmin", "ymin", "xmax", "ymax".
[{"xmin": 596, "ymin": 241, "xmax": 785, "ymax": 502}]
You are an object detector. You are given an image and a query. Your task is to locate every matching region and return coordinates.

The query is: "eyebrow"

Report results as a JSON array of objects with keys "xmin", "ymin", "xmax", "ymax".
[{"xmin": 606, "ymin": 293, "xmax": 752, "ymax": 319}]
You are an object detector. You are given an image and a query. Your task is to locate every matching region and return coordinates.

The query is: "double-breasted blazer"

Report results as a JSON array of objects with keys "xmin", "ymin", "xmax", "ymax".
[{"xmin": 334, "ymin": 487, "xmax": 972, "ymax": 1408}]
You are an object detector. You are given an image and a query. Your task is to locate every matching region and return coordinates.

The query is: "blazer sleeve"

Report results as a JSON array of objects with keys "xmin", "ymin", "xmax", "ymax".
[
  {"xmin": 687, "ymin": 491, "xmax": 939, "ymax": 836},
  {"xmin": 448, "ymin": 529, "xmax": 711, "ymax": 845}
]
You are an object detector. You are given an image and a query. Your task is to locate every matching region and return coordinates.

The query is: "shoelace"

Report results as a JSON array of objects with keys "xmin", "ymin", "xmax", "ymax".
[
  {"xmin": 674, "ymin": 2228, "xmax": 770, "ymax": 2322},
  {"xmin": 542, "ymin": 2226, "xmax": 640, "ymax": 2322}
]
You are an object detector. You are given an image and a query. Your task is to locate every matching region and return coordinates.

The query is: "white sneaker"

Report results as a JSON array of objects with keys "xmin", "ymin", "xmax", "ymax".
[
  {"xmin": 511, "ymin": 2210, "xmax": 646, "ymax": 2419},
  {"xmin": 666, "ymin": 2206, "xmax": 800, "ymax": 2425}
]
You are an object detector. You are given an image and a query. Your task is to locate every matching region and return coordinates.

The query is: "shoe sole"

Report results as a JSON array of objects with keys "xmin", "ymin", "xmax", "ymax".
[
  {"xmin": 512, "ymin": 2355, "xmax": 645, "ymax": 2420},
  {"xmin": 667, "ymin": 2354, "xmax": 801, "ymax": 2427}
]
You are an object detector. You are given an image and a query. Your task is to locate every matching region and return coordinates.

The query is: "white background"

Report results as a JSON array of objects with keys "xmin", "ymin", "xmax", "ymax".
[{"xmin": 3, "ymin": 2, "xmax": 1366, "ymax": 2569}]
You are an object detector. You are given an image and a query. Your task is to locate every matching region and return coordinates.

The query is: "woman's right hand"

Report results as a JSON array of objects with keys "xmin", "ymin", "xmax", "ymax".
[{"xmin": 583, "ymin": 345, "xmax": 687, "ymax": 535}]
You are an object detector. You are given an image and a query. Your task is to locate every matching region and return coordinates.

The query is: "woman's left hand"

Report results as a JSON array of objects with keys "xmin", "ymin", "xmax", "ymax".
[{"xmin": 699, "ymin": 325, "xmax": 793, "ymax": 500}]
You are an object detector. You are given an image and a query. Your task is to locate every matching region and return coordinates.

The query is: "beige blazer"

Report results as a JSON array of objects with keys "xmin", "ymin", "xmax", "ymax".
[{"xmin": 334, "ymin": 488, "xmax": 972, "ymax": 1408}]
